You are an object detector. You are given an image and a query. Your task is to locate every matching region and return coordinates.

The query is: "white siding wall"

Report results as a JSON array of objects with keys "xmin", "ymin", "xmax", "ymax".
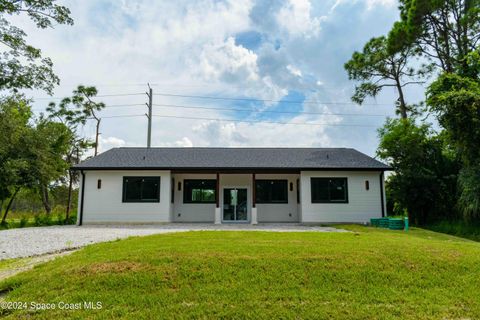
[
  {"xmin": 76, "ymin": 170, "xmax": 383, "ymax": 224},
  {"xmin": 255, "ymin": 174, "xmax": 299, "ymax": 222},
  {"xmin": 300, "ymin": 171, "xmax": 383, "ymax": 223},
  {"xmin": 80, "ymin": 170, "xmax": 171, "ymax": 224},
  {"xmin": 172, "ymin": 174, "xmax": 216, "ymax": 222}
]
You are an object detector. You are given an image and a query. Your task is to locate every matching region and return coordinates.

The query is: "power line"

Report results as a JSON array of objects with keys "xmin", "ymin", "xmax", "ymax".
[
  {"xmin": 96, "ymin": 93, "xmax": 145, "ymax": 98},
  {"xmin": 89, "ymin": 114, "xmax": 378, "ymax": 128},
  {"xmin": 152, "ymin": 103, "xmax": 390, "ymax": 117},
  {"xmin": 92, "ymin": 113, "xmax": 380, "ymax": 127},
  {"xmin": 152, "ymin": 92, "xmax": 393, "ymax": 106},
  {"xmin": 151, "ymin": 114, "xmax": 380, "ymax": 127},
  {"xmin": 31, "ymin": 93, "xmax": 145, "ymax": 100},
  {"xmin": 90, "ymin": 114, "xmax": 145, "ymax": 119},
  {"xmin": 31, "ymin": 103, "xmax": 145, "ymax": 112},
  {"xmin": 103, "ymin": 103, "xmax": 145, "ymax": 108}
]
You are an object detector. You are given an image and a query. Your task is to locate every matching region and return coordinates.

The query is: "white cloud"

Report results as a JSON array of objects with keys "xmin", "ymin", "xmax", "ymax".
[
  {"xmin": 189, "ymin": 114, "xmax": 337, "ymax": 147},
  {"xmin": 365, "ymin": 0, "xmax": 396, "ymax": 10},
  {"xmin": 330, "ymin": 0, "xmax": 396, "ymax": 13},
  {"xmin": 276, "ymin": 0, "xmax": 323, "ymax": 38},
  {"xmin": 286, "ymin": 64, "xmax": 302, "ymax": 77},
  {"xmin": 198, "ymin": 37, "xmax": 259, "ymax": 83},
  {"xmin": 98, "ymin": 136, "xmax": 126, "ymax": 153},
  {"xmin": 174, "ymin": 137, "xmax": 193, "ymax": 147}
]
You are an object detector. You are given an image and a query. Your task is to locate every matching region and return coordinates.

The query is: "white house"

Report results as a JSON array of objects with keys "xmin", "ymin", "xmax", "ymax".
[{"xmin": 73, "ymin": 147, "xmax": 390, "ymax": 225}]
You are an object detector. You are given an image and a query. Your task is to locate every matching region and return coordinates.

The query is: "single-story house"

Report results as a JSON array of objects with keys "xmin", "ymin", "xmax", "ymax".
[{"xmin": 73, "ymin": 147, "xmax": 391, "ymax": 225}]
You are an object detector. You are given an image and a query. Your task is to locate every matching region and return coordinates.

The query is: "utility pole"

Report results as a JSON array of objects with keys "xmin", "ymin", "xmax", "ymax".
[{"xmin": 146, "ymin": 84, "xmax": 153, "ymax": 148}]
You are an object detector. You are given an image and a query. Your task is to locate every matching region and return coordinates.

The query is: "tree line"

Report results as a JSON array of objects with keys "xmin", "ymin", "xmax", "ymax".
[
  {"xmin": 345, "ymin": 0, "xmax": 480, "ymax": 225},
  {"xmin": 0, "ymin": 1, "xmax": 105, "ymax": 225}
]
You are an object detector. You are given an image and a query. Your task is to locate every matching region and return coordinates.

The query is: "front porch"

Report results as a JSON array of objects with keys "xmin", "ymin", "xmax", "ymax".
[{"xmin": 171, "ymin": 172, "xmax": 301, "ymax": 224}]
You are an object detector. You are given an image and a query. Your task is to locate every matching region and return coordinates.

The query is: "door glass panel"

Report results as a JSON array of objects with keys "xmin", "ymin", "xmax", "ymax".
[
  {"xmin": 236, "ymin": 189, "xmax": 247, "ymax": 221},
  {"xmin": 223, "ymin": 188, "xmax": 248, "ymax": 221},
  {"xmin": 223, "ymin": 188, "xmax": 235, "ymax": 221}
]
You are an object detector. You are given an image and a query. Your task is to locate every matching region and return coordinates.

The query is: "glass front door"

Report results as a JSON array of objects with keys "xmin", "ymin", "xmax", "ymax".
[{"xmin": 223, "ymin": 188, "xmax": 248, "ymax": 222}]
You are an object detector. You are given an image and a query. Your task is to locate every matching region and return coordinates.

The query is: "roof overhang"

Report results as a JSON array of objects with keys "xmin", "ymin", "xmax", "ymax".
[{"xmin": 72, "ymin": 166, "xmax": 392, "ymax": 172}]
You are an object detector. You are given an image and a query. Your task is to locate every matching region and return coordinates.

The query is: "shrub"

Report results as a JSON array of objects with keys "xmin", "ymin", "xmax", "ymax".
[
  {"xmin": 19, "ymin": 216, "xmax": 28, "ymax": 228},
  {"xmin": 0, "ymin": 220, "xmax": 9, "ymax": 229},
  {"xmin": 34, "ymin": 214, "xmax": 53, "ymax": 226}
]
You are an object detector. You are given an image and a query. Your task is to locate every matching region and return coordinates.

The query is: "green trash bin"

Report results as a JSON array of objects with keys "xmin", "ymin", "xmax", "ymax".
[
  {"xmin": 378, "ymin": 218, "xmax": 390, "ymax": 228},
  {"xmin": 370, "ymin": 218, "xmax": 381, "ymax": 227},
  {"xmin": 388, "ymin": 218, "xmax": 405, "ymax": 230}
]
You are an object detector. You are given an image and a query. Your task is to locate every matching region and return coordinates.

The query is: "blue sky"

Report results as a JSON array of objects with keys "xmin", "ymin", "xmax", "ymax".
[{"xmin": 17, "ymin": 0, "xmax": 427, "ymax": 157}]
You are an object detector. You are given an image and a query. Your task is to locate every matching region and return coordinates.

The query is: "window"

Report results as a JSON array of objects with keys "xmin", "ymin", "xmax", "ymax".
[
  {"xmin": 183, "ymin": 179, "xmax": 216, "ymax": 203},
  {"xmin": 123, "ymin": 177, "xmax": 160, "ymax": 202},
  {"xmin": 311, "ymin": 178, "xmax": 348, "ymax": 203},
  {"xmin": 255, "ymin": 180, "xmax": 288, "ymax": 203}
]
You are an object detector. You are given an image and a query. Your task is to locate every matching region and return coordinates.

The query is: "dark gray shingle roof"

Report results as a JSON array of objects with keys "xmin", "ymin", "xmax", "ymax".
[{"xmin": 73, "ymin": 147, "xmax": 390, "ymax": 170}]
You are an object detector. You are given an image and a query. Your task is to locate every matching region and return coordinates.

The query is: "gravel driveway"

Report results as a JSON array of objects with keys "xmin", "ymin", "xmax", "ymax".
[{"xmin": 0, "ymin": 224, "xmax": 347, "ymax": 260}]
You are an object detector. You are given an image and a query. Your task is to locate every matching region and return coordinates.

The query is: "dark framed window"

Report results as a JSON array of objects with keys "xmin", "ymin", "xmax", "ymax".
[
  {"xmin": 255, "ymin": 180, "xmax": 288, "ymax": 204},
  {"xmin": 311, "ymin": 178, "xmax": 348, "ymax": 203},
  {"xmin": 123, "ymin": 177, "xmax": 160, "ymax": 202},
  {"xmin": 183, "ymin": 179, "xmax": 216, "ymax": 203}
]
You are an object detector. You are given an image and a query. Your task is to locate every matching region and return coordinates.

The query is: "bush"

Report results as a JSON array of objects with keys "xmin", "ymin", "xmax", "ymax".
[
  {"xmin": 19, "ymin": 216, "xmax": 28, "ymax": 228},
  {"xmin": 34, "ymin": 214, "xmax": 53, "ymax": 226},
  {"xmin": 64, "ymin": 214, "xmax": 77, "ymax": 225}
]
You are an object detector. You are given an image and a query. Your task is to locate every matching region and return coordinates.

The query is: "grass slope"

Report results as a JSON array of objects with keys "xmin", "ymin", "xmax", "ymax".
[{"xmin": 1, "ymin": 226, "xmax": 480, "ymax": 319}]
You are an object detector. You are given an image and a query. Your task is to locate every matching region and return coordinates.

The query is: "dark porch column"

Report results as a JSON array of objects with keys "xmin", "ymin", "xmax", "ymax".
[
  {"xmin": 252, "ymin": 173, "xmax": 256, "ymax": 208},
  {"xmin": 216, "ymin": 172, "xmax": 220, "ymax": 208}
]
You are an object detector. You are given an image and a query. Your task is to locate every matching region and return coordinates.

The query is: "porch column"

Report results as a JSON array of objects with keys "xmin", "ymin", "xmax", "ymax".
[
  {"xmin": 251, "ymin": 173, "xmax": 258, "ymax": 225},
  {"xmin": 214, "ymin": 172, "xmax": 221, "ymax": 224}
]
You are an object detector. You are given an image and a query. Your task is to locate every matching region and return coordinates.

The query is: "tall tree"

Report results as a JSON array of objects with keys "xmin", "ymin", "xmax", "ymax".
[
  {"xmin": 388, "ymin": 0, "xmax": 480, "ymax": 74},
  {"xmin": 47, "ymin": 85, "xmax": 104, "ymax": 219},
  {"xmin": 388, "ymin": 0, "xmax": 480, "ymax": 218},
  {"xmin": 27, "ymin": 117, "xmax": 72, "ymax": 215},
  {"xmin": 0, "ymin": 0, "xmax": 73, "ymax": 94},
  {"xmin": 377, "ymin": 118, "xmax": 459, "ymax": 224},
  {"xmin": 344, "ymin": 36, "xmax": 431, "ymax": 118},
  {"xmin": 53, "ymin": 85, "xmax": 105, "ymax": 156},
  {"xmin": 427, "ymin": 62, "xmax": 480, "ymax": 218},
  {"xmin": 0, "ymin": 96, "xmax": 33, "ymax": 223}
]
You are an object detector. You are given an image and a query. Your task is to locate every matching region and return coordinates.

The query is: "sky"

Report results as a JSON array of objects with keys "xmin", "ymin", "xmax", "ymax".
[{"xmin": 14, "ymin": 0, "xmax": 427, "ymax": 157}]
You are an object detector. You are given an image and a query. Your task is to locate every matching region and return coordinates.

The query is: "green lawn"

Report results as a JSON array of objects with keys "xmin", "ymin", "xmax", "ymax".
[{"xmin": 1, "ymin": 226, "xmax": 480, "ymax": 319}]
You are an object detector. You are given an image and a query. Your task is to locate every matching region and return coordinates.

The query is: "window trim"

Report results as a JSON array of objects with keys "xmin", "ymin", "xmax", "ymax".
[
  {"xmin": 310, "ymin": 177, "xmax": 348, "ymax": 204},
  {"xmin": 183, "ymin": 179, "xmax": 217, "ymax": 204},
  {"xmin": 255, "ymin": 179, "xmax": 288, "ymax": 204},
  {"xmin": 122, "ymin": 176, "xmax": 161, "ymax": 203}
]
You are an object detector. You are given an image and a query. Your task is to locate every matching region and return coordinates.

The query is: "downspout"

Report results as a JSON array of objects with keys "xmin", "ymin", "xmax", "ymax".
[
  {"xmin": 379, "ymin": 172, "xmax": 385, "ymax": 217},
  {"xmin": 79, "ymin": 170, "xmax": 86, "ymax": 226}
]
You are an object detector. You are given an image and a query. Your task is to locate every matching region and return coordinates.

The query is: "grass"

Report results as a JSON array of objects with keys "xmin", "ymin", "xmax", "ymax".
[
  {"xmin": 424, "ymin": 220, "xmax": 480, "ymax": 242},
  {"xmin": 1, "ymin": 226, "xmax": 480, "ymax": 319}
]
